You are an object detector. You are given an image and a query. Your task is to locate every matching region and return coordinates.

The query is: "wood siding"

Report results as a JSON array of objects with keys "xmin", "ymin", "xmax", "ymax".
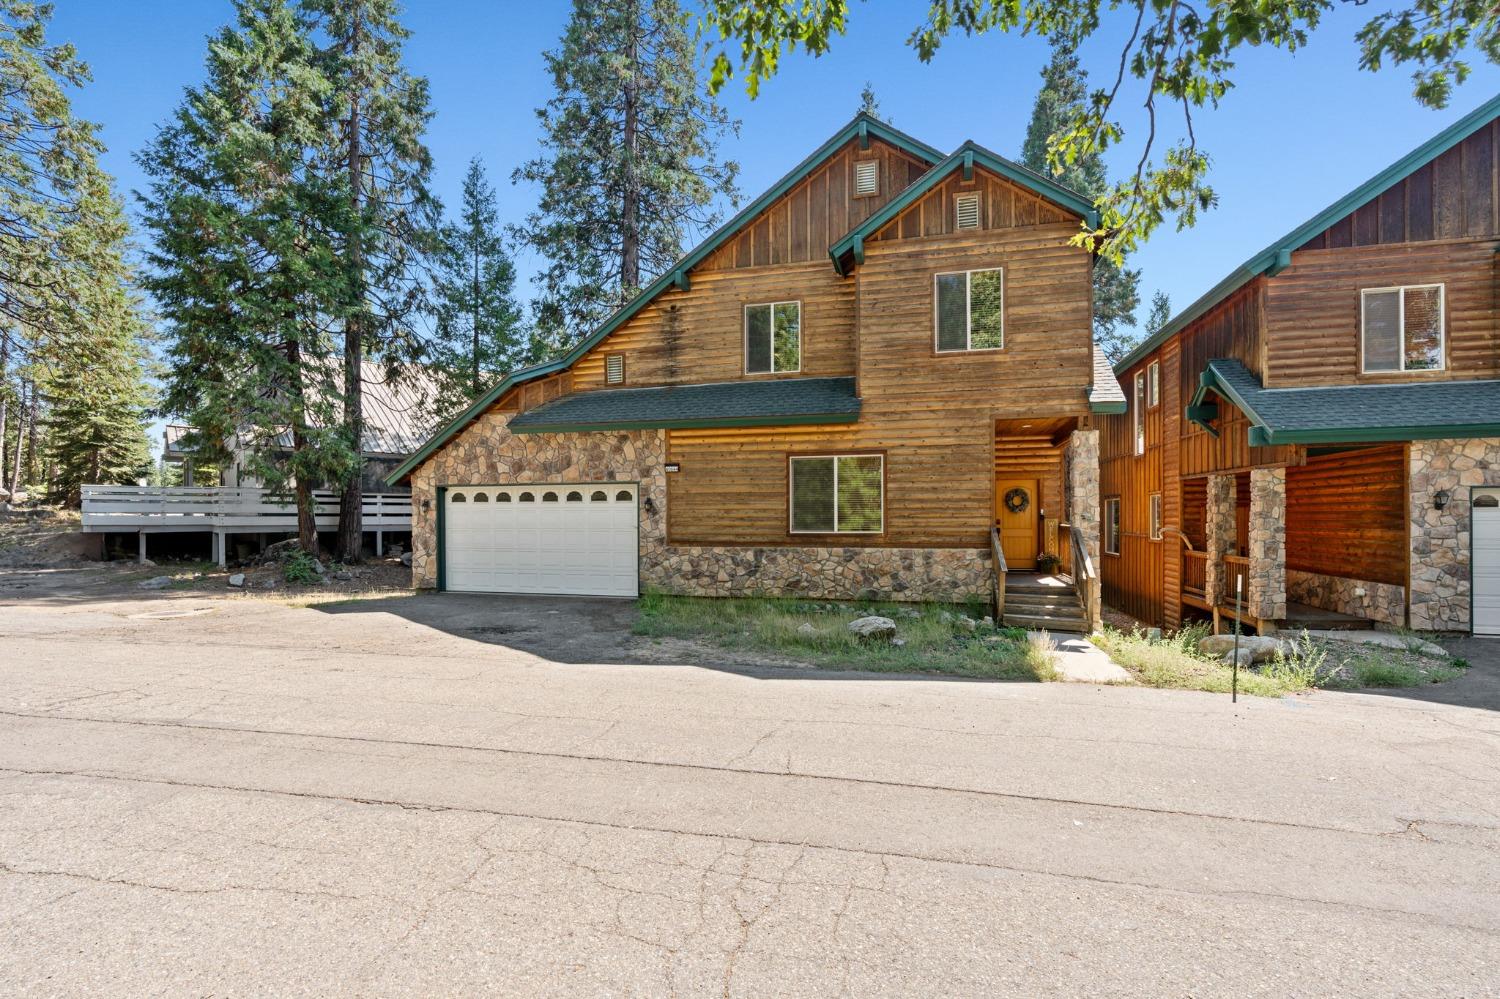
[
  {"xmin": 1286, "ymin": 445, "xmax": 1408, "ymax": 586},
  {"xmin": 869, "ymin": 168, "xmax": 1076, "ymax": 243},
  {"xmin": 1100, "ymin": 346, "xmax": 1165, "ymax": 624}
]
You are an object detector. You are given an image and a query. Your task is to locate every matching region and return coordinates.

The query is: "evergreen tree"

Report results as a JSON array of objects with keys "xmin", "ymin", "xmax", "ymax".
[
  {"xmin": 432, "ymin": 156, "xmax": 522, "ymax": 413},
  {"xmin": 513, "ymin": 0, "xmax": 739, "ymax": 355},
  {"xmin": 1020, "ymin": 45, "xmax": 1141, "ymax": 362},
  {"xmin": 858, "ymin": 82, "xmax": 881, "ymax": 119},
  {"xmin": 1144, "ymin": 290, "xmax": 1172, "ymax": 338},
  {"xmin": 139, "ymin": 0, "xmax": 354, "ymax": 553}
]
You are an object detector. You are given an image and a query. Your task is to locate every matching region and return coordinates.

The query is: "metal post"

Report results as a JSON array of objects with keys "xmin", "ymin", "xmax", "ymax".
[{"xmin": 1232, "ymin": 573, "xmax": 1243, "ymax": 703}]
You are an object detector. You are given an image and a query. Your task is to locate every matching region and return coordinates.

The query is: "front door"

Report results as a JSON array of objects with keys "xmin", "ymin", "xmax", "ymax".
[{"xmin": 996, "ymin": 477, "xmax": 1039, "ymax": 570}]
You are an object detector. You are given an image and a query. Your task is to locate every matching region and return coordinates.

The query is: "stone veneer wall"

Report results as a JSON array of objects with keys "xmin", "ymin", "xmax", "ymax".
[
  {"xmin": 1247, "ymin": 467, "xmax": 1287, "ymax": 621},
  {"xmin": 1409, "ymin": 437, "xmax": 1500, "ymax": 631},
  {"xmin": 1203, "ymin": 474, "xmax": 1237, "ymax": 605},
  {"xmin": 1065, "ymin": 429, "xmax": 1101, "ymax": 628},
  {"xmin": 1286, "ymin": 570, "xmax": 1405, "ymax": 628},
  {"xmin": 408, "ymin": 409, "xmax": 992, "ymax": 603}
]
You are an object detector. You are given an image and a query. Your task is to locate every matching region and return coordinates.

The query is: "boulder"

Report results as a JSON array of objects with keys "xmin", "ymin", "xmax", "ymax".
[
  {"xmin": 138, "ymin": 576, "xmax": 173, "ymax": 590},
  {"xmin": 334, "ymin": 570, "xmax": 353, "ymax": 581},
  {"xmin": 227, "ymin": 573, "xmax": 246, "ymax": 588},
  {"xmin": 1198, "ymin": 634, "xmax": 1289, "ymax": 664},
  {"xmin": 1302, "ymin": 629, "xmax": 1449, "ymax": 659},
  {"xmin": 897, "ymin": 608, "xmax": 921, "ymax": 619},
  {"xmin": 311, "ymin": 558, "xmax": 326, "ymax": 575},
  {"xmin": 956, "ymin": 616, "xmax": 978, "ymax": 633},
  {"xmin": 796, "ymin": 622, "xmax": 817, "ymax": 636},
  {"xmin": 400, "ymin": 552, "xmax": 413, "ymax": 567},
  {"xmin": 847, "ymin": 616, "xmax": 897, "ymax": 641},
  {"xmin": 891, "ymin": 637, "xmax": 907, "ymax": 648}
]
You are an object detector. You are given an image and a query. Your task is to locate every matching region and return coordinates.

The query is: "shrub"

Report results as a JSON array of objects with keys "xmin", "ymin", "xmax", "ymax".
[{"xmin": 283, "ymin": 550, "xmax": 321, "ymax": 584}]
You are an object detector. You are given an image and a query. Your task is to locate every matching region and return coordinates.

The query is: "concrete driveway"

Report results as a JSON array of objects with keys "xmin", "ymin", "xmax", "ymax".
[{"xmin": 2, "ymin": 567, "xmax": 1498, "ymax": 996}]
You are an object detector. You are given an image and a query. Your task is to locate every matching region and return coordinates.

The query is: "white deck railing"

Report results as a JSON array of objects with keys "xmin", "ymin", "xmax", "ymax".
[{"xmin": 81, "ymin": 485, "xmax": 412, "ymax": 531}]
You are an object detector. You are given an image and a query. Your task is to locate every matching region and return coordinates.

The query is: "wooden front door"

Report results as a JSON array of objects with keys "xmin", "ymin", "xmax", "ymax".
[{"xmin": 996, "ymin": 477, "xmax": 1039, "ymax": 570}]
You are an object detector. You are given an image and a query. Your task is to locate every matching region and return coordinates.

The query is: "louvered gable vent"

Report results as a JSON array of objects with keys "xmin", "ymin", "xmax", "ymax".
[
  {"xmin": 854, "ymin": 160, "xmax": 878, "ymax": 196},
  {"xmin": 955, "ymin": 193, "xmax": 981, "ymax": 230},
  {"xmin": 605, "ymin": 353, "xmax": 625, "ymax": 385}
]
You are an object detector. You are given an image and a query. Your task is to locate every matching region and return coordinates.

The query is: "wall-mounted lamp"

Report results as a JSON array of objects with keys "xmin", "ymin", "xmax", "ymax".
[
  {"xmin": 1433, "ymin": 489, "xmax": 1451, "ymax": 511},
  {"xmin": 643, "ymin": 496, "xmax": 657, "ymax": 516},
  {"xmin": 421, "ymin": 498, "xmax": 431, "ymax": 512}
]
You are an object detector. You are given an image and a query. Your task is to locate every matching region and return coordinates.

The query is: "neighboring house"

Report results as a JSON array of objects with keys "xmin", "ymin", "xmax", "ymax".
[
  {"xmin": 1100, "ymin": 94, "xmax": 1500, "ymax": 636},
  {"xmin": 389, "ymin": 113, "xmax": 1125, "ymax": 622}
]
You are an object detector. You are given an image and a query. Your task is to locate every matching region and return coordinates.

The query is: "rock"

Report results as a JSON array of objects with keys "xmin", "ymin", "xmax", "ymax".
[
  {"xmin": 138, "ymin": 558, "xmax": 157, "ymax": 568},
  {"xmin": 227, "ymin": 573, "xmax": 246, "ymax": 588},
  {"xmin": 956, "ymin": 616, "xmax": 977, "ymax": 633},
  {"xmin": 400, "ymin": 552, "xmax": 413, "ymax": 567},
  {"xmin": 1198, "ymin": 634, "xmax": 1289, "ymax": 664},
  {"xmin": 898, "ymin": 608, "xmax": 921, "ymax": 619},
  {"xmin": 796, "ymin": 622, "xmax": 817, "ymax": 636},
  {"xmin": 1301, "ymin": 629, "xmax": 1449, "ymax": 659},
  {"xmin": 1224, "ymin": 648, "xmax": 1255, "ymax": 668},
  {"xmin": 138, "ymin": 576, "xmax": 173, "ymax": 590},
  {"xmin": 334, "ymin": 571, "xmax": 353, "ymax": 581},
  {"xmin": 261, "ymin": 579, "xmax": 277, "ymax": 589},
  {"xmin": 847, "ymin": 615, "xmax": 897, "ymax": 641},
  {"xmin": 980, "ymin": 616, "xmax": 994, "ymax": 628},
  {"xmin": 263, "ymin": 538, "xmax": 302, "ymax": 563},
  {"xmin": 311, "ymin": 559, "xmax": 326, "ymax": 575},
  {"xmin": 891, "ymin": 637, "xmax": 907, "ymax": 648},
  {"xmin": 1146, "ymin": 627, "xmax": 1163, "ymax": 641}
]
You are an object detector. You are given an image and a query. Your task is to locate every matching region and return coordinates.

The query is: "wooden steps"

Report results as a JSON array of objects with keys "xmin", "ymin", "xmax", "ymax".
[{"xmin": 1002, "ymin": 576, "xmax": 1088, "ymax": 632}]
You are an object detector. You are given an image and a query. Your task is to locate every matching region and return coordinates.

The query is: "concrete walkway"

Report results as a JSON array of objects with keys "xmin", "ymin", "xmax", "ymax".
[{"xmin": 1032, "ymin": 630, "xmax": 1133, "ymax": 683}]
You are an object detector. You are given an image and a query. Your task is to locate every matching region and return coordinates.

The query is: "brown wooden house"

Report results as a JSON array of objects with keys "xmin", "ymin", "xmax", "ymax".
[
  {"xmin": 1100, "ymin": 94, "xmax": 1500, "ymax": 636},
  {"xmin": 389, "ymin": 114, "xmax": 1125, "ymax": 626}
]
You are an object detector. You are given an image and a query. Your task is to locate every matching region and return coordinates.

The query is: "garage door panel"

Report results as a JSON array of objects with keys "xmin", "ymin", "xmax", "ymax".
[
  {"xmin": 444, "ymin": 484, "xmax": 639, "ymax": 597},
  {"xmin": 1475, "ymin": 490, "xmax": 1500, "ymax": 636}
]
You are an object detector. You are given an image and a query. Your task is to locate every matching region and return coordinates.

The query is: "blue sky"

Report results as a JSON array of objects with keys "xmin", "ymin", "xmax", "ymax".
[{"xmin": 53, "ymin": 1, "xmax": 1500, "ymax": 341}]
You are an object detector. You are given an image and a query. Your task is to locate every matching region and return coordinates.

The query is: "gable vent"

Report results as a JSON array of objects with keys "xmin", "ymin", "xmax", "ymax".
[
  {"xmin": 605, "ymin": 353, "xmax": 625, "ymax": 385},
  {"xmin": 854, "ymin": 160, "xmax": 879, "ymax": 196},
  {"xmin": 955, "ymin": 193, "xmax": 981, "ymax": 230}
]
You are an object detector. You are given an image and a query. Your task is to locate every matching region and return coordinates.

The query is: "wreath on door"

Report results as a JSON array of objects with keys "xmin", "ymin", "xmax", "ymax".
[{"xmin": 1003, "ymin": 488, "xmax": 1030, "ymax": 515}]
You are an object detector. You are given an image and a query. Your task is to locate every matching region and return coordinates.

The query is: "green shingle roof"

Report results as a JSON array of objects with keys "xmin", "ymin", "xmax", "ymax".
[
  {"xmin": 1188, "ymin": 359, "xmax": 1500, "ymax": 445},
  {"xmin": 1088, "ymin": 347, "xmax": 1127, "ymax": 413},
  {"xmin": 506, "ymin": 377, "xmax": 861, "ymax": 434}
]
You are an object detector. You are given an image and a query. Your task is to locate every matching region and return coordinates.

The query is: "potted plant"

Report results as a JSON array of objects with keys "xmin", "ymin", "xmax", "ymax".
[{"xmin": 1036, "ymin": 553, "xmax": 1061, "ymax": 575}]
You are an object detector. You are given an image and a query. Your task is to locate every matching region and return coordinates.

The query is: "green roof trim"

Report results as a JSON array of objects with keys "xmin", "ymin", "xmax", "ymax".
[
  {"xmin": 386, "ymin": 114, "xmax": 942, "ymax": 485},
  {"xmin": 1188, "ymin": 358, "xmax": 1500, "ymax": 445},
  {"xmin": 506, "ymin": 376, "xmax": 861, "ymax": 435},
  {"xmin": 828, "ymin": 140, "xmax": 1099, "ymax": 275},
  {"xmin": 1117, "ymin": 92, "xmax": 1500, "ymax": 375}
]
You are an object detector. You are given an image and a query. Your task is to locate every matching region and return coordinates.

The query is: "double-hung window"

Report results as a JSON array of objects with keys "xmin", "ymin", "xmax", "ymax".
[
  {"xmin": 1361, "ymin": 284, "xmax": 1444, "ymax": 372},
  {"xmin": 789, "ymin": 454, "xmax": 883, "ymax": 534},
  {"xmin": 1133, "ymin": 373, "xmax": 1146, "ymax": 456},
  {"xmin": 746, "ymin": 301, "xmax": 801, "ymax": 374},
  {"xmin": 1149, "ymin": 493, "xmax": 1162, "ymax": 541},
  {"xmin": 935, "ymin": 268, "xmax": 1004, "ymax": 352},
  {"xmin": 1104, "ymin": 498, "xmax": 1121, "ymax": 555}
]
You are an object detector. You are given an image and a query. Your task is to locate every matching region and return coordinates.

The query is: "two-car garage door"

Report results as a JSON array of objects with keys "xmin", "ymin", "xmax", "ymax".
[
  {"xmin": 444, "ymin": 484, "xmax": 639, "ymax": 597},
  {"xmin": 1474, "ymin": 488, "xmax": 1500, "ymax": 636}
]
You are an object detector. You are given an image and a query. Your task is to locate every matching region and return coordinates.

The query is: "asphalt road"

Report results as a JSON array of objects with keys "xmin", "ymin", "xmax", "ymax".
[{"xmin": 1, "ymin": 566, "xmax": 1498, "ymax": 996}]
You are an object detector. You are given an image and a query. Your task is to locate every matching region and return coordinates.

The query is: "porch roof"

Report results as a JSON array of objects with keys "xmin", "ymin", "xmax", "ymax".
[
  {"xmin": 1088, "ymin": 347, "xmax": 1127, "ymax": 413},
  {"xmin": 1188, "ymin": 358, "xmax": 1500, "ymax": 445},
  {"xmin": 505, "ymin": 376, "xmax": 862, "ymax": 434}
]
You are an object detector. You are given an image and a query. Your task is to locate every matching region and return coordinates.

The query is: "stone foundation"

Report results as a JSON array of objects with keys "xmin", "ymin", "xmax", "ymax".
[
  {"xmin": 1286, "ymin": 570, "xmax": 1404, "ymax": 628},
  {"xmin": 1409, "ymin": 437, "xmax": 1500, "ymax": 631},
  {"xmin": 408, "ymin": 408, "xmax": 994, "ymax": 603}
]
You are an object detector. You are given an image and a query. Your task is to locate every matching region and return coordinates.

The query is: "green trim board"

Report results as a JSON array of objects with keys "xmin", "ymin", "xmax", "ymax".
[
  {"xmin": 386, "ymin": 113, "xmax": 941, "ymax": 486},
  {"xmin": 435, "ymin": 485, "xmax": 447, "ymax": 592},
  {"xmin": 506, "ymin": 376, "xmax": 861, "ymax": 434},
  {"xmin": 1116, "ymin": 92, "xmax": 1500, "ymax": 375},
  {"xmin": 1187, "ymin": 358, "xmax": 1500, "ymax": 445},
  {"xmin": 828, "ymin": 140, "xmax": 1099, "ymax": 275}
]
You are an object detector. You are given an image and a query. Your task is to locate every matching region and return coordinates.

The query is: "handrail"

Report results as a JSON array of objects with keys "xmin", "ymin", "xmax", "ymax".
[
  {"xmin": 1067, "ymin": 524, "xmax": 1097, "ymax": 631},
  {"xmin": 990, "ymin": 526, "xmax": 1008, "ymax": 622}
]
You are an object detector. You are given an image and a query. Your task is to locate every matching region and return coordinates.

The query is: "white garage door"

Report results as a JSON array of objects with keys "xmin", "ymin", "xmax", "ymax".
[
  {"xmin": 444, "ymin": 484, "xmax": 639, "ymax": 597},
  {"xmin": 1475, "ymin": 489, "xmax": 1500, "ymax": 636}
]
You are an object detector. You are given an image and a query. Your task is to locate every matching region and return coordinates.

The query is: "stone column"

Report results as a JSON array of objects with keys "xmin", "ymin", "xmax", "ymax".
[
  {"xmin": 1248, "ymin": 467, "xmax": 1287, "ymax": 623},
  {"xmin": 1066, "ymin": 429, "xmax": 1100, "ymax": 629},
  {"xmin": 1203, "ymin": 473, "xmax": 1236, "ymax": 606}
]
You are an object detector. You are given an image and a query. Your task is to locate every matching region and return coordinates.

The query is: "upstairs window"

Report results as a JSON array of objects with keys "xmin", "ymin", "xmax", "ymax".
[
  {"xmin": 605, "ymin": 352, "xmax": 625, "ymax": 385},
  {"xmin": 1104, "ymin": 498, "xmax": 1121, "ymax": 555},
  {"xmin": 935, "ymin": 268, "xmax": 1004, "ymax": 352},
  {"xmin": 746, "ymin": 301, "xmax": 801, "ymax": 374},
  {"xmin": 1133, "ymin": 373, "xmax": 1146, "ymax": 455},
  {"xmin": 1149, "ymin": 493, "xmax": 1163, "ymax": 541},
  {"xmin": 790, "ymin": 454, "xmax": 884, "ymax": 534},
  {"xmin": 854, "ymin": 160, "xmax": 879, "ymax": 196},
  {"xmin": 1362, "ymin": 284, "xmax": 1444, "ymax": 372},
  {"xmin": 1147, "ymin": 361, "xmax": 1160, "ymax": 408},
  {"xmin": 954, "ymin": 192, "xmax": 981, "ymax": 230}
]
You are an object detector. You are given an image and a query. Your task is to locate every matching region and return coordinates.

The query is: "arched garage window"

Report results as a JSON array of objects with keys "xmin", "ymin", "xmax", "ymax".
[
  {"xmin": 566, "ymin": 491, "xmax": 583, "ymax": 502},
  {"xmin": 1476, "ymin": 494, "xmax": 1499, "ymax": 508},
  {"xmin": 450, "ymin": 492, "xmax": 466, "ymax": 502},
  {"xmin": 473, "ymin": 492, "xmax": 488, "ymax": 502},
  {"xmin": 542, "ymin": 491, "xmax": 559, "ymax": 502},
  {"xmin": 616, "ymin": 490, "xmax": 632, "ymax": 502},
  {"xmin": 591, "ymin": 490, "xmax": 607, "ymax": 502},
  {"xmin": 518, "ymin": 492, "xmax": 534, "ymax": 502}
]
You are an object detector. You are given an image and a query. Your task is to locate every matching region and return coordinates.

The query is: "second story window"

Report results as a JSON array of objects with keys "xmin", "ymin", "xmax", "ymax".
[
  {"xmin": 1133, "ymin": 373, "xmax": 1145, "ymax": 455},
  {"xmin": 1362, "ymin": 284, "xmax": 1444, "ymax": 373},
  {"xmin": 1147, "ymin": 361, "xmax": 1160, "ymax": 408},
  {"xmin": 935, "ymin": 268, "xmax": 1003, "ymax": 352},
  {"xmin": 746, "ymin": 301, "xmax": 801, "ymax": 374}
]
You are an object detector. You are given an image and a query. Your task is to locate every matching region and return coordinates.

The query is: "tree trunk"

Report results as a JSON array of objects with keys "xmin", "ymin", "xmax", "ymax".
[
  {"xmin": 471, "ymin": 237, "xmax": 480, "ymax": 393},
  {"xmin": 336, "ymin": 10, "xmax": 367, "ymax": 563},
  {"xmin": 0, "ymin": 336, "xmax": 9, "ymax": 501},
  {"xmin": 10, "ymin": 379, "xmax": 28, "ymax": 499},
  {"xmin": 287, "ymin": 338, "xmax": 319, "ymax": 554},
  {"xmin": 619, "ymin": 0, "xmax": 640, "ymax": 295}
]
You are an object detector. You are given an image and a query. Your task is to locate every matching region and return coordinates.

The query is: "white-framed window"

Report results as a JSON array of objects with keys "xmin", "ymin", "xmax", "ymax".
[
  {"xmin": 1133, "ymin": 373, "xmax": 1146, "ymax": 456},
  {"xmin": 1361, "ymin": 284, "xmax": 1444, "ymax": 372},
  {"xmin": 605, "ymin": 352, "xmax": 625, "ymax": 385},
  {"xmin": 745, "ymin": 301, "xmax": 801, "ymax": 374},
  {"xmin": 1147, "ymin": 361, "xmax": 1160, "ymax": 408},
  {"xmin": 954, "ymin": 192, "xmax": 981, "ymax": 230},
  {"xmin": 789, "ymin": 454, "xmax": 884, "ymax": 534},
  {"xmin": 854, "ymin": 159, "xmax": 879, "ymax": 196},
  {"xmin": 935, "ymin": 268, "xmax": 1004, "ymax": 352},
  {"xmin": 1149, "ymin": 493, "xmax": 1162, "ymax": 541},
  {"xmin": 1104, "ymin": 497, "xmax": 1121, "ymax": 555}
]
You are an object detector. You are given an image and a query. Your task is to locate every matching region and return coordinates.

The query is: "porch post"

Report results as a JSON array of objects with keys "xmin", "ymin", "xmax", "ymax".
[
  {"xmin": 375, "ymin": 530, "xmax": 383, "ymax": 558},
  {"xmin": 137, "ymin": 531, "xmax": 147, "ymax": 565},
  {"xmin": 1204, "ymin": 474, "xmax": 1236, "ymax": 613},
  {"xmin": 1248, "ymin": 467, "xmax": 1288, "ymax": 627},
  {"xmin": 1066, "ymin": 428, "xmax": 1101, "ymax": 630}
]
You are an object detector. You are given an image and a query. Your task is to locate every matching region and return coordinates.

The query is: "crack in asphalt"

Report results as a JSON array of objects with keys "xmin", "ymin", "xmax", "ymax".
[
  {"xmin": 0, "ymin": 860, "xmax": 363, "ymax": 901},
  {"xmin": 3, "ymin": 764, "xmax": 1494, "ymax": 937},
  {"xmin": 3, "ymin": 707, "xmax": 1482, "ymax": 842}
]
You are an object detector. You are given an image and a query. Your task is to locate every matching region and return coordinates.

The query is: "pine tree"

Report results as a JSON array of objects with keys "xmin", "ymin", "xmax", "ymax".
[
  {"xmin": 139, "ymin": 0, "xmax": 354, "ymax": 553},
  {"xmin": 513, "ymin": 0, "xmax": 739, "ymax": 354},
  {"xmin": 1144, "ymin": 290, "xmax": 1172, "ymax": 338},
  {"xmin": 432, "ymin": 156, "xmax": 522, "ymax": 413},
  {"xmin": 1021, "ymin": 45, "xmax": 1142, "ymax": 362},
  {"xmin": 303, "ymin": 0, "xmax": 439, "ymax": 561},
  {"xmin": 858, "ymin": 82, "xmax": 882, "ymax": 119}
]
